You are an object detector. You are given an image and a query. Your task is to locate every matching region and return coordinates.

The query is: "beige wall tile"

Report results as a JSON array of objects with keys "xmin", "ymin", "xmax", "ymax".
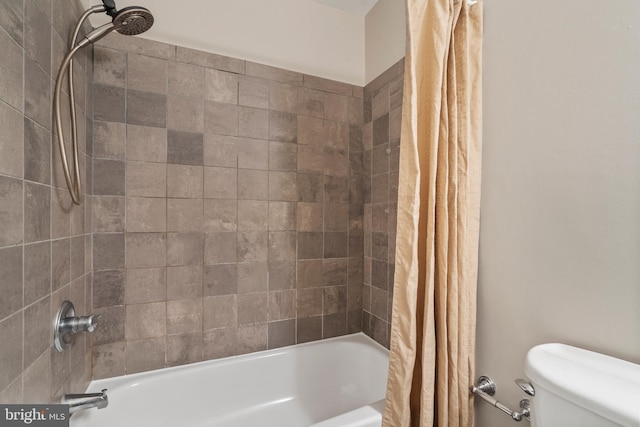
[
  {"xmin": 93, "ymin": 196, "xmax": 125, "ymax": 232},
  {"xmin": 0, "ymin": 101, "xmax": 23, "ymax": 178},
  {"xmin": 167, "ymin": 265, "xmax": 203, "ymax": 301},
  {"xmin": 204, "ymin": 232, "xmax": 237, "ymax": 264},
  {"xmin": 268, "ymin": 202, "xmax": 296, "ymax": 231},
  {"xmin": 267, "ymin": 290, "xmax": 296, "ymax": 321},
  {"xmin": 167, "ymin": 198, "xmax": 203, "ymax": 232},
  {"xmin": 0, "ymin": 312, "xmax": 23, "ymax": 391},
  {"xmin": 167, "ymin": 333, "xmax": 203, "ymax": 367},
  {"xmin": 268, "ymin": 261, "xmax": 296, "ymax": 291},
  {"xmin": 125, "ymin": 302, "xmax": 166, "ymax": 340},
  {"xmin": 269, "ymin": 81, "xmax": 298, "ymax": 114},
  {"xmin": 204, "ymin": 199, "xmax": 237, "ymax": 232},
  {"xmin": 93, "ymin": 121, "xmax": 126, "ymax": 160},
  {"xmin": 126, "ymin": 337, "xmax": 165, "ymax": 374},
  {"xmin": 125, "ymin": 233, "xmax": 166, "ymax": 268},
  {"xmin": 205, "ymin": 69, "xmax": 238, "ymax": 104},
  {"xmin": 24, "ymin": 297, "xmax": 50, "ymax": 367},
  {"xmin": 205, "ymin": 101, "xmax": 238, "ymax": 136},
  {"xmin": 93, "ymin": 46, "xmax": 126, "ymax": 87},
  {"xmin": 237, "ymin": 169, "xmax": 268, "ymax": 200},
  {"xmin": 238, "ymin": 200, "xmax": 268, "ymax": 231},
  {"xmin": 204, "ymin": 167, "xmax": 237, "ymax": 199},
  {"xmin": 126, "ymin": 125, "xmax": 167, "ymax": 163},
  {"xmin": 92, "ymin": 342, "xmax": 125, "ymax": 380},
  {"xmin": 239, "ymin": 76, "xmax": 269, "ymax": 109},
  {"xmin": 93, "ymin": 269, "xmax": 125, "ymax": 308},
  {"xmin": 167, "ymin": 299, "xmax": 202, "ymax": 335},
  {"xmin": 167, "ymin": 96, "xmax": 204, "ymax": 134},
  {"xmin": 237, "ymin": 137, "xmax": 268, "ymax": 170},
  {"xmin": 204, "ymin": 264, "xmax": 237, "ymax": 296},
  {"xmin": 128, "ymin": 54, "xmax": 167, "ymax": 94},
  {"xmin": 168, "ymin": 62, "xmax": 204, "ymax": 98},
  {"xmin": 127, "ymin": 90, "xmax": 166, "ymax": 128},
  {"xmin": 126, "ymin": 197, "xmax": 166, "ymax": 232},
  {"xmin": 237, "ymin": 231, "xmax": 268, "ymax": 262},
  {"xmin": 24, "ymin": 242, "xmax": 51, "ymax": 305},
  {"xmin": 297, "ymin": 288, "xmax": 323, "ymax": 318},
  {"xmin": 125, "ymin": 267, "xmax": 166, "ymax": 304},
  {"xmin": 203, "ymin": 295, "xmax": 237, "ymax": 330},
  {"xmin": 237, "ymin": 262, "xmax": 268, "ymax": 294},
  {"xmin": 268, "ymin": 319, "xmax": 295, "ymax": 349},
  {"xmin": 237, "ymin": 293, "xmax": 267, "ymax": 326},
  {"xmin": 167, "ymin": 164, "xmax": 203, "ymax": 199},
  {"xmin": 203, "ymin": 328, "xmax": 237, "ymax": 360},
  {"xmin": 0, "ymin": 29, "xmax": 23, "ymax": 111},
  {"xmin": 237, "ymin": 323, "xmax": 267, "ymax": 355},
  {"xmin": 0, "ymin": 175, "xmax": 23, "ymax": 246},
  {"xmin": 0, "ymin": 246, "xmax": 23, "ymax": 320},
  {"xmin": 167, "ymin": 232, "xmax": 203, "ymax": 266},
  {"xmin": 127, "ymin": 161, "xmax": 166, "ymax": 198},
  {"xmin": 203, "ymin": 134, "xmax": 237, "ymax": 168},
  {"xmin": 297, "ymin": 115, "xmax": 324, "ymax": 145}
]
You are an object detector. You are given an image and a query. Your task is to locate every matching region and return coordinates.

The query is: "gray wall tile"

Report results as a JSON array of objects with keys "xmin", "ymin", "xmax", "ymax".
[
  {"xmin": 93, "ymin": 47, "xmax": 126, "ymax": 87},
  {"xmin": 24, "ymin": 1, "xmax": 50, "ymax": 73},
  {"xmin": 24, "ymin": 56, "xmax": 51, "ymax": 130},
  {"xmin": 94, "ymin": 84, "xmax": 125, "ymax": 123},
  {"xmin": 128, "ymin": 54, "xmax": 168, "ymax": 94},
  {"xmin": 0, "ymin": 102, "xmax": 24, "ymax": 179},
  {"xmin": 0, "ymin": 246, "xmax": 23, "ymax": 320},
  {"xmin": 167, "ymin": 96, "xmax": 204, "ymax": 133},
  {"xmin": 176, "ymin": 47, "xmax": 244, "ymax": 74},
  {"xmin": 0, "ymin": 29, "xmax": 23, "ymax": 112},
  {"xmin": 0, "ymin": 313, "xmax": 23, "ymax": 391},
  {"xmin": 127, "ymin": 90, "xmax": 167, "ymax": 128},
  {"xmin": 168, "ymin": 62, "xmax": 204, "ymax": 98},
  {"xmin": 205, "ymin": 101, "xmax": 238, "ymax": 136},
  {"xmin": 24, "ymin": 182, "xmax": 51, "ymax": 243},
  {"xmin": 167, "ymin": 130, "xmax": 204, "ymax": 166},
  {"xmin": 126, "ymin": 267, "xmax": 166, "ymax": 304},
  {"xmin": 0, "ymin": 0, "xmax": 24, "ymax": 47},
  {"xmin": 239, "ymin": 76, "xmax": 269, "ymax": 109},
  {"xmin": 24, "ymin": 242, "xmax": 51, "ymax": 306},
  {"xmin": 0, "ymin": 175, "xmax": 23, "ymax": 246}
]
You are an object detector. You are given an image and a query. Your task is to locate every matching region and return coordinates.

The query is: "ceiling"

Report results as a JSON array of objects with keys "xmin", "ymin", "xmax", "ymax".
[{"xmin": 311, "ymin": 0, "xmax": 380, "ymax": 15}]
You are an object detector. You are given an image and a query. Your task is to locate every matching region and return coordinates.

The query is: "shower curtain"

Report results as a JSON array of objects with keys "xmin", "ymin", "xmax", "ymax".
[{"xmin": 382, "ymin": 0, "xmax": 483, "ymax": 426}]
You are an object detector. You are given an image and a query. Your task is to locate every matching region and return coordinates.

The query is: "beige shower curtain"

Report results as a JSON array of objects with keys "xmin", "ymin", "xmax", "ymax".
[{"xmin": 381, "ymin": 0, "xmax": 483, "ymax": 426}]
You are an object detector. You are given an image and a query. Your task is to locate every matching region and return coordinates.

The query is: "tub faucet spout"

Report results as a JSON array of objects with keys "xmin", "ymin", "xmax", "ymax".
[{"xmin": 62, "ymin": 389, "xmax": 109, "ymax": 414}]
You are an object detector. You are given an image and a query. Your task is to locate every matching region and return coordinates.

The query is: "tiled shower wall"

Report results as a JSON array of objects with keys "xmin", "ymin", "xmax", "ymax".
[
  {"xmin": 362, "ymin": 59, "xmax": 404, "ymax": 348},
  {"xmin": 89, "ymin": 34, "xmax": 366, "ymax": 378},
  {"xmin": 0, "ymin": 0, "xmax": 93, "ymax": 402}
]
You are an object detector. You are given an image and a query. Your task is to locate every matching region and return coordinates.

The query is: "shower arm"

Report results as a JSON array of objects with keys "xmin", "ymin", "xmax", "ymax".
[{"xmin": 54, "ymin": 5, "xmax": 105, "ymax": 205}]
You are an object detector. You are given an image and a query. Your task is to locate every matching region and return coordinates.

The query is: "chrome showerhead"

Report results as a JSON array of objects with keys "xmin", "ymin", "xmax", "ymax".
[
  {"xmin": 76, "ymin": 3, "xmax": 154, "ymax": 48},
  {"xmin": 113, "ymin": 6, "xmax": 154, "ymax": 36}
]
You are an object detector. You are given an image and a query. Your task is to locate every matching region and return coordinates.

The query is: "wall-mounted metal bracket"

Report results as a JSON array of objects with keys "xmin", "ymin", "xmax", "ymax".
[{"xmin": 471, "ymin": 376, "xmax": 533, "ymax": 422}]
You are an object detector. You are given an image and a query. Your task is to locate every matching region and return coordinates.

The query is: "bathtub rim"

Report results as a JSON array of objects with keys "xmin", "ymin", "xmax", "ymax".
[{"xmin": 86, "ymin": 332, "xmax": 389, "ymax": 391}]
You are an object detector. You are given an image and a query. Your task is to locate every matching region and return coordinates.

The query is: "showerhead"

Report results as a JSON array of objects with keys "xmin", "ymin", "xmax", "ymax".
[
  {"xmin": 75, "ymin": 3, "xmax": 154, "ymax": 48},
  {"xmin": 113, "ymin": 6, "xmax": 154, "ymax": 36}
]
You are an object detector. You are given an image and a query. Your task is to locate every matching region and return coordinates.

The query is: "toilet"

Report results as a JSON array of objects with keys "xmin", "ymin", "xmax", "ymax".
[{"xmin": 525, "ymin": 343, "xmax": 640, "ymax": 427}]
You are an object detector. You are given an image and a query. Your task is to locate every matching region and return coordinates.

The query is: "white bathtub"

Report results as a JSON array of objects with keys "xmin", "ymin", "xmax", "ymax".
[{"xmin": 71, "ymin": 333, "xmax": 389, "ymax": 427}]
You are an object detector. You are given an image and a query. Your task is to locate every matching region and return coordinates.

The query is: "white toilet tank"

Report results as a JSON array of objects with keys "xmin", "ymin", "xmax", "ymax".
[{"xmin": 525, "ymin": 343, "xmax": 640, "ymax": 427}]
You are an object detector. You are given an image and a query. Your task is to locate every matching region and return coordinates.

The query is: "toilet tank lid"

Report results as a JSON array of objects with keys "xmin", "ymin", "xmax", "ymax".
[{"xmin": 525, "ymin": 343, "xmax": 640, "ymax": 427}]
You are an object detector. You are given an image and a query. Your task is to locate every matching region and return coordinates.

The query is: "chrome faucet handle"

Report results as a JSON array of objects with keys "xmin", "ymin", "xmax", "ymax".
[
  {"xmin": 515, "ymin": 378, "xmax": 535, "ymax": 396},
  {"xmin": 54, "ymin": 301, "xmax": 101, "ymax": 352},
  {"xmin": 63, "ymin": 314, "xmax": 100, "ymax": 333}
]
